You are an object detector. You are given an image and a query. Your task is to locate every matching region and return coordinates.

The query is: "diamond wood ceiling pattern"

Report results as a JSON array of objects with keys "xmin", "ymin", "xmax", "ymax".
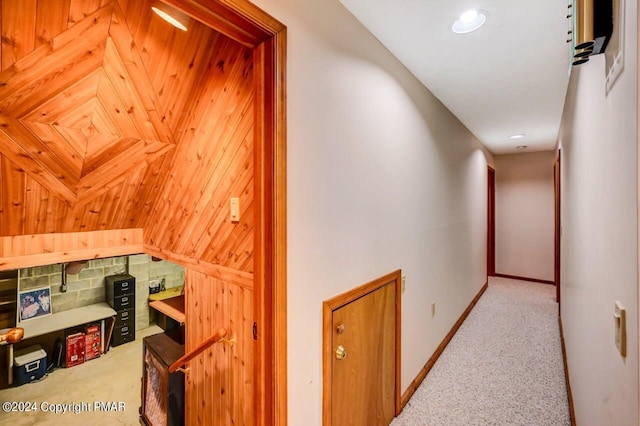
[{"xmin": 0, "ymin": 2, "xmax": 174, "ymax": 205}]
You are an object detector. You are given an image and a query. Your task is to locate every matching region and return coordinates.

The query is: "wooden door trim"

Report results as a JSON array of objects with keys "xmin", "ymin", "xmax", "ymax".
[
  {"xmin": 322, "ymin": 270, "xmax": 402, "ymax": 425},
  {"xmin": 487, "ymin": 166, "xmax": 496, "ymax": 278},
  {"xmin": 162, "ymin": 2, "xmax": 287, "ymax": 425},
  {"xmin": 253, "ymin": 31, "xmax": 288, "ymax": 426},
  {"xmin": 554, "ymin": 151, "xmax": 561, "ymax": 308}
]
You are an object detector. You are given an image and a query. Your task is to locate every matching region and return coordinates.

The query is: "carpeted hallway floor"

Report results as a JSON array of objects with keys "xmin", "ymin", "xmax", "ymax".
[{"xmin": 392, "ymin": 276, "xmax": 571, "ymax": 426}]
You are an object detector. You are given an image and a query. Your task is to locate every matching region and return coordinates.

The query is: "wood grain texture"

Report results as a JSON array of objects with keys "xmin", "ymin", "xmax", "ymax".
[
  {"xmin": 558, "ymin": 316, "xmax": 576, "ymax": 426},
  {"xmin": 184, "ymin": 268, "xmax": 253, "ymax": 426},
  {"xmin": 1, "ymin": 0, "xmax": 37, "ymax": 70},
  {"xmin": 0, "ymin": 228, "xmax": 143, "ymax": 270},
  {"xmin": 333, "ymin": 283, "xmax": 395, "ymax": 425},
  {"xmin": 554, "ymin": 152, "xmax": 561, "ymax": 307},
  {"xmin": 253, "ymin": 28, "xmax": 288, "ymax": 426},
  {"xmin": 0, "ymin": 0, "xmax": 216, "ymax": 234},
  {"xmin": 144, "ymin": 244, "xmax": 253, "ymax": 289},
  {"xmin": 323, "ymin": 271, "xmax": 401, "ymax": 426},
  {"xmin": 144, "ymin": 34, "xmax": 254, "ymax": 272},
  {"xmin": 162, "ymin": 0, "xmax": 284, "ymax": 48}
]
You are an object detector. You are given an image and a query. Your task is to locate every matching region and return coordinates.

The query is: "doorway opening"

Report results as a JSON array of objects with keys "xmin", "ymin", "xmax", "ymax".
[{"xmin": 487, "ymin": 166, "xmax": 496, "ymax": 278}]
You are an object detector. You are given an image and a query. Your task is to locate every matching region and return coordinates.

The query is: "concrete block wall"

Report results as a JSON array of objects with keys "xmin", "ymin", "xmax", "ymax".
[
  {"xmin": 149, "ymin": 258, "xmax": 185, "ymax": 290},
  {"xmin": 19, "ymin": 255, "xmax": 185, "ymax": 332},
  {"xmin": 128, "ymin": 254, "xmax": 150, "ymax": 332},
  {"xmin": 20, "ymin": 257, "xmax": 128, "ymax": 314}
]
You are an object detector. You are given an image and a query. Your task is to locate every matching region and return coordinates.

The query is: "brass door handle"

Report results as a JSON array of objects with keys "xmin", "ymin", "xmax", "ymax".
[{"xmin": 335, "ymin": 345, "xmax": 347, "ymax": 360}]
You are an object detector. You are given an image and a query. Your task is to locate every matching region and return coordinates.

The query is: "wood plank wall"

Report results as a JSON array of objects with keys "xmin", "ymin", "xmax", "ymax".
[
  {"xmin": 0, "ymin": 228, "xmax": 143, "ymax": 270},
  {"xmin": 185, "ymin": 268, "xmax": 253, "ymax": 425},
  {"xmin": 144, "ymin": 34, "xmax": 254, "ymax": 274}
]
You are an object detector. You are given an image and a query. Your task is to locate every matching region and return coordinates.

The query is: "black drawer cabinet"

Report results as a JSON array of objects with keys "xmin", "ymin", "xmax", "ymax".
[
  {"xmin": 112, "ymin": 294, "xmax": 134, "ymax": 310},
  {"xmin": 106, "ymin": 274, "xmax": 135, "ymax": 347},
  {"xmin": 112, "ymin": 323, "xmax": 135, "ymax": 346},
  {"xmin": 115, "ymin": 308, "xmax": 135, "ymax": 328}
]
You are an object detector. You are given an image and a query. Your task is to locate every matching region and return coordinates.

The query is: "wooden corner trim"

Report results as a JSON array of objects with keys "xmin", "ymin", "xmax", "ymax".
[
  {"xmin": 558, "ymin": 315, "xmax": 577, "ymax": 426},
  {"xmin": 399, "ymin": 281, "xmax": 488, "ymax": 409},
  {"xmin": 143, "ymin": 245, "xmax": 254, "ymax": 289}
]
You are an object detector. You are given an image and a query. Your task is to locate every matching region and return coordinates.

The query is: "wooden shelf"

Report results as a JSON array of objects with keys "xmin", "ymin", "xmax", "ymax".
[
  {"xmin": 18, "ymin": 302, "xmax": 116, "ymax": 340},
  {"xmin": 3, "ymin": 302, "xmax": 117, "ymax": 386},
  {"xmin": 149, "ymin": 296, "xmax": 185, "ymax": 325},
  {"xmin": 148, "ymin": 286, "xmax": 183, "ymax": 301}
]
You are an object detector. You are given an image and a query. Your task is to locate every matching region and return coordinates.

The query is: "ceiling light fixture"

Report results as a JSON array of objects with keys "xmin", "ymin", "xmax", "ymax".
[
  {"xmin": 509, "ymin": 134, "xmax": 526, "ymax": 139},
  {"xmin": 452, "ymin": 9, "xmax": 487, "ymax": 34},
  {"xmin": 152, "ymin": 3, "xmax": 188, "ymax": 31},
  {"xmin": 516, "ymin": 145, "xmax": 528, "ymax": 150}
]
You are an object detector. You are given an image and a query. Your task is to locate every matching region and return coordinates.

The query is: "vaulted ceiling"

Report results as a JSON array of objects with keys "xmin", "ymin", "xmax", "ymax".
[{"xmin": 0, "ymin": 3, "xmax": 175, "ymax": 204}]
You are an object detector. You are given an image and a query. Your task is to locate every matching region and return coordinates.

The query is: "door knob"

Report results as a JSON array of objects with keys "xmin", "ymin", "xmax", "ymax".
[{"xmin": 335, "ymin": 345, "xmax": 347, "ymax": 360}]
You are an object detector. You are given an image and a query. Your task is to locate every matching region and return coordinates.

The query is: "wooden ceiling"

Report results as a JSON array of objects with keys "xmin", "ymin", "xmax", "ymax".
[
  {"xmin": 0, "ymin": 3, "xmax": 175, "ymax": 205},
  {"xmin": 0, "ymin": 0, "xmax": 252, "ymax": 257}
]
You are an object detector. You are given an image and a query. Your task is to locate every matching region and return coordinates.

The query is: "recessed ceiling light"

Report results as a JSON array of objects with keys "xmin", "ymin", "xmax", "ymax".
[
  {"xmin": 509, "ymin": 134, "xmax": 526, "ymax": 140},
  {"xmin": 152, "ymin": 4, "xmax": 188, "ymax": 31},
  {"xmin": 516, "ymin": 145, "xmax": 528, "ymax": 150},
  {"xmin": 452, "ymin": 9, "xmax": 486, "ymax": 34}
]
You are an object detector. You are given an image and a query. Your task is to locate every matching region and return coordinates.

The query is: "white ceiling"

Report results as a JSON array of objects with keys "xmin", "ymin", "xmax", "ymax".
[{"xmin": 339, "ymin": 0, "xmax": 572, "ymax": 155}]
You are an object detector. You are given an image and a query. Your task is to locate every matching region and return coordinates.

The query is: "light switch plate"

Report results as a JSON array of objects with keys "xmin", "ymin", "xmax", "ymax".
[
  {"xmin": 230, "ymin": 197, "xmax": 240, "ymax": 222},
  {"xmin": 614, "ymin": 301, "xmax": 626, "ymax": 357}
]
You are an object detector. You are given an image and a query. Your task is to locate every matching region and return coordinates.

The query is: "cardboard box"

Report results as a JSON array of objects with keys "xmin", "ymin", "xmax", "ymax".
[
  {"xmin": 66, "ymin": 332, "xmax": 85, "ymax": 368},
  {"xmin": 85, "ymin": 323, "xmax": 101, "ymax": 361},
  {"xmin": 14, "ymin": 345, "xmax": 47, "ymax": 385}
]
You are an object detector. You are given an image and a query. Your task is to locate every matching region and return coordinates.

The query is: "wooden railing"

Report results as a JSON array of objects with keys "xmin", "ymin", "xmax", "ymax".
[{"xmin": 169, "ymin": 327, "xmax": 229, "ymax": 373}]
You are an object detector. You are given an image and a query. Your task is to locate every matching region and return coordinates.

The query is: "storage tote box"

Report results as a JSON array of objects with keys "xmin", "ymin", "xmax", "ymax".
[
  {"xmin": 85, "ymin": 323, "xmax": 101, "ymax": 361},
  {"xmin": 66, "ymin": 332, "xmax": 85, "ymax": 367},
  {"xmin": 14, "ymin": 345, "xmax": 47, "ymax": 385}
]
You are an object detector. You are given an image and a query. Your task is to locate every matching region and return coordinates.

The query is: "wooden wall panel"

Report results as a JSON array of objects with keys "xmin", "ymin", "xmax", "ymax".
[
  {"xmin": 185, "ymin": 268, "xmax": 253, "ymax": 426},
  {"xmin": 1, "ymin": 156, "xmax": 25, "ymax": 235},
  {"xmin": 0, "ymin": 228, "xmax": 143, "ymax": 270},
  {"xmin": 68, "ymin": 0, "xmax": 102, "ymax": 25},
  {"xmin": 145, "ymin": 35, "xmax": 254, "ymax": 273},
  {"xmin": 35, "ymin": 0, "xmax": 71, "ymax": 47},
  {"xmin": 1, "ymin": 0, "xmax": 37, "ymax": 70},
  {"xmin": 121, "ymin": 1, "xmax": 218, "ymax": 134}
]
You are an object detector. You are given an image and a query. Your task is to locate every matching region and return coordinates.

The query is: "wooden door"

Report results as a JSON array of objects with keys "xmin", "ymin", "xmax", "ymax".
[
  {"xmin": 554, "ymin": 151, "xmax": 561, "ymax": 307},
  {"xmin": 323, "ymin": 271, "xmax": 401, "ymax": 426},
  {"xmin": 487, "ymin": 166, "xmax": 496, "ymax": 277}
]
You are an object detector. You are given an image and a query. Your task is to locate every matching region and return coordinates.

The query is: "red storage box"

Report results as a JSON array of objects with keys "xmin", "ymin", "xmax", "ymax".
[
  {"xmin": 66, "ymin": 332, "xmax": 85, "ymax": 368},
  {"xmin": 85, "ymin": 323, "xmax": 101, "ymax": 361}
]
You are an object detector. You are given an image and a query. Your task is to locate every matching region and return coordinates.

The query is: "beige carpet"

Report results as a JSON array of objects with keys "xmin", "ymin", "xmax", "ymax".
[
  {"xmin": 0, "ymin": 325, "xmax": 162, "ymax": 425},
  {"xmin": 392, "ymin": 277, "xmax": 571, "ymax": 426}
]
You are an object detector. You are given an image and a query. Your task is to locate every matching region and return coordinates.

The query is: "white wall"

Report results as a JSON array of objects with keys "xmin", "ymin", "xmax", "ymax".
[
  {"xmin": 250, "ymin": 0, "xmax": 491, "ymax": 424},
  {"xmin": 495, "ymin": 151, "xmax": 555, "ymax": 281},
  {"xmin": 558, "ymin": 0, "xmax": 638, "ymax": 422}
]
